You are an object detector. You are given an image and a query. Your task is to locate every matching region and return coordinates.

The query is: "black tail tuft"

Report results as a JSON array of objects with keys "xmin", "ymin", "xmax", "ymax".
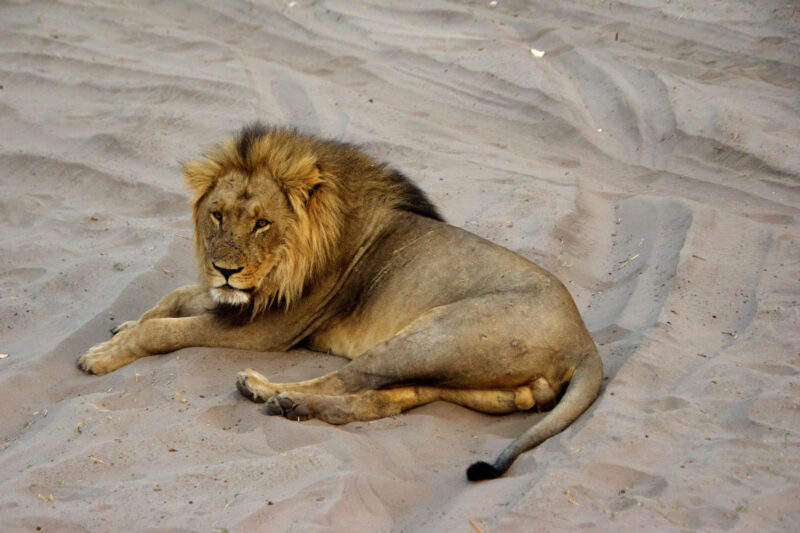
[{"xmin": 466, "ymin": 461, "xmax": 501, "ymax": 482}]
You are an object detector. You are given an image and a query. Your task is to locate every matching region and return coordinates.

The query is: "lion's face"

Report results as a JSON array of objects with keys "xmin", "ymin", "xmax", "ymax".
[
  {"xmin": 196, "ymin": 170, "xmax": 293, "ymax": 306},
  {"xmin": 183, "ymin": 127, "xmax": 346, "ymax": 313}
]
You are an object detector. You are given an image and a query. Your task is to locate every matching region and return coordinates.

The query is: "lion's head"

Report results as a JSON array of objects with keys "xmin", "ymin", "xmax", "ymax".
[{"xmin": 182, "ymin": 124, "xmax": 345, "ymax": 313}]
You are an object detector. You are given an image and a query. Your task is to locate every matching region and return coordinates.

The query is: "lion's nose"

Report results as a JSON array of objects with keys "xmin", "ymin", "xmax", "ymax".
[{"xmin": 213, "ymin": 264, "xmax": 243, "ymax": 281}]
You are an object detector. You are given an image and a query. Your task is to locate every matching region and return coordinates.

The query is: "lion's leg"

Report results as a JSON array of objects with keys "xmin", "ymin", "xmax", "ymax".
[
  {"xmin": 112, "ymin": 285, "xmax": 213, "ymax": 335},
  {"xmin": 236, "ymin": 367, "xmax": 350, "ymax": 401},
  {"xmin": 79, "ymin": 312, "xmax": 300, "ymax": 376},
  {"xmin": 239, "ymin": 292, "xmax": 569, "ymax": 398},
  {"xmin": 79, "ymin": 315, "xmax": 265, "ymax": 375},
  {"xmin": 262, "ymin": 385, "xmax": 537, "ymax": 424},
  {"xmin": 236, "ymin": 366, "xmax": 538, "ymax": 412}
]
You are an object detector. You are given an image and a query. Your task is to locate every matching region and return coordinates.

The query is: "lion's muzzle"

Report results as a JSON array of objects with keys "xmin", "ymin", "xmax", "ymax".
[{"xmin": 210, "ymin": 285, "xmax": 253, "ymax": 306}]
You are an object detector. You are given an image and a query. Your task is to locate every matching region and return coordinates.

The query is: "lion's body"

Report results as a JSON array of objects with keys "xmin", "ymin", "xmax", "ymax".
[{"xmin": 79, "ymin": 124, "xmax": 602, "ymax": 480}]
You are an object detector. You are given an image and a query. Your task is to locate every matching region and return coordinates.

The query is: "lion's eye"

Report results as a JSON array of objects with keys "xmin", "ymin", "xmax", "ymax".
[
  {"xmin": 212, "ymin": 211, "xmax": 223, "ymax": 222},
  {"xmin": 254, "ymin": 218, "xmax": 271, "ymax": 231}
]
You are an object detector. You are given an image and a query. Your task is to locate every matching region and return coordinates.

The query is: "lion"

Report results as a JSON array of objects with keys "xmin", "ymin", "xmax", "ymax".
[{"xmin": 78, "ymin": 123, "xmax": 603, "ymax": 480}]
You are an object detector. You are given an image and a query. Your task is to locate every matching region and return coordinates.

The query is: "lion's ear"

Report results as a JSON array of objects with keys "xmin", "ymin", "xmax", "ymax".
[
  {"xmin": 182, "ymin": 156, "xmax": 226, "ymax": 207},
  {"xmin": 183, "ymin": 140, "xmax": 242, "ymax": 203},
  {"xmin": 281, "ymin": 158, "xmax": 329, "ymax": 212},
  {"xmin": 183, "ymin": 159, "xmax": 219, "ymax": 192}
]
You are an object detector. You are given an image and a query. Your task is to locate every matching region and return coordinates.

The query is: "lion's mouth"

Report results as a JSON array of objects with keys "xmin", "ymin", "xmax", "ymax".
[{"xmin": 220, "ymin": 283, "xmax": 254, "ymax": 293}]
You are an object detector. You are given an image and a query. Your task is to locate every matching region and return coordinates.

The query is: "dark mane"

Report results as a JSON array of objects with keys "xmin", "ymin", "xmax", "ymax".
[
  {"xmin": 211, "ymin": 301, "xmax": 257, "ymax": 327},
  {"xmin": 386, "ymin": 169, "xmax": 443, "ymax": 221},
  {"xmin": 233, "ymin": 122, "xmax": 443, "ymax": 222},
  {"xmin": 236, "ymin": 122, "xmax": 270, "ymax": 162}
]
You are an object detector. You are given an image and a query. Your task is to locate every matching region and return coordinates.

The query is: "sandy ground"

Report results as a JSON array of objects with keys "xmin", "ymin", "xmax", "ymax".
[{"xmin": 1, "ymin": 0, "xmax": 799, "ymax": 531}]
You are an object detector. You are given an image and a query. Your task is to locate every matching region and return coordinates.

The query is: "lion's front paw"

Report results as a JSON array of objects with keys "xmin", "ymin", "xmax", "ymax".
[
  {"xmin": 236, "ymin": 368, "xmax": 277, "ymax": 403},
  {"xmin": 266, "ymin": 392, "xmax": 311, "ymax": 421},
  {"xmin": 78, "ymin": 334, "xmax": 139, "ymax": 375}
]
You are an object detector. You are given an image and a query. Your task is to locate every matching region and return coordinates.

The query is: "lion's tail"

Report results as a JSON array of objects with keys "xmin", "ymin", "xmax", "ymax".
[{"xmin": 466, "ymin": 349, "xmax": 603, "ymax": 481}]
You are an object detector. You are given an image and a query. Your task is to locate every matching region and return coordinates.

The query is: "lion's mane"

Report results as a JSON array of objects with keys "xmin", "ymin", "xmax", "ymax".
[{"xmin": 181, "ymin": 123, "xmax": 441, "ymax": 313}]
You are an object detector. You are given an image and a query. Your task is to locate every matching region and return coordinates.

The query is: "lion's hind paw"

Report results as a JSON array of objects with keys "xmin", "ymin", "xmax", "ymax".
[
  {"xmin": 265, "ymin": 393, "xmax": 310, "ymax": 421},
  {"xmin": 236, "ymin": 368, "xmax": 277, "ymax": 403}
]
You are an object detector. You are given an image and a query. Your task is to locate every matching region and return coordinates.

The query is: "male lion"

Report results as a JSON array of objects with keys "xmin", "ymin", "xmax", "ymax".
[{"xmin": 78, "ymin": 124, "xmax": 603, "ymax": 480}]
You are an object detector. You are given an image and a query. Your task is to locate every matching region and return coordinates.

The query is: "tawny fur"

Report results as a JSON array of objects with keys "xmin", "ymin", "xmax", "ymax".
[{"xmin": 79, "ymin": 124, "xmax": 602, "ymax": 480}]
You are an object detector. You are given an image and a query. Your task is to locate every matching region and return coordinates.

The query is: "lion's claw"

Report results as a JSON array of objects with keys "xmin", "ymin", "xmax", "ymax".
[{"xmin": 289, "ymin": 403, "xmax": 310, "ymax": 420}]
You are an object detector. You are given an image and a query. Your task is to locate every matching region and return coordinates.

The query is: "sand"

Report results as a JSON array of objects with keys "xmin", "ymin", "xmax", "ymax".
[{"xmin": 1, "ymin": 0, "xmax": 799, "ymax": 531}]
